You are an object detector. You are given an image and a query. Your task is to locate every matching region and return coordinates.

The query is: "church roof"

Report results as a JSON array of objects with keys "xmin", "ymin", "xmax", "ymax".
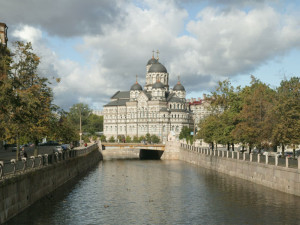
[
  {"xmin": 152, "ymin": 80, "xmax": 165, "ymax": 89},
  {"xmin": 148, "ymin": 62, "xmax": 167, "ymax": 73},
  {"xmin": 111, "ymin": 91, "xmax": 130, "ymax": 100},
  {"xmin": 104, "ymin": 99, "xmax": 129, "ymax": 106},
  {"xmin": 130, "ymin": 82, "xmax": 143, "ymax": 91},
  {"xmin": 147, "ymin": 57, "xmax": 158, "ymax": 65},
  {"xmin": 173, "ymin": 81, "xmax": 185, "ymax": 91}
]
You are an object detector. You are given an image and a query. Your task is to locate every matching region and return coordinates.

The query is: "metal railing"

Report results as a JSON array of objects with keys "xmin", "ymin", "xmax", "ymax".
[
  {"xmin": 180, "ymin": 143, "xmax": 300, "ymax": 170},
  {"xmin": 0, "ymin": 144, "xmax": 98, "ymax": 179}
]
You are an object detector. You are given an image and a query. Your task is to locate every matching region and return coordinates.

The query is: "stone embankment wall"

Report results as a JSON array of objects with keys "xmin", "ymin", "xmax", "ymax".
[
  {"xmin": 163, "ymin": 141, "xmax": 300, "ymax": 196},
  {"xmin": 101, "ymin": 148, "xmax": 140, "ymax": 160},
  {"xmin": 0, "ymin": 145, "xmax": 103, "ymax": 224}
]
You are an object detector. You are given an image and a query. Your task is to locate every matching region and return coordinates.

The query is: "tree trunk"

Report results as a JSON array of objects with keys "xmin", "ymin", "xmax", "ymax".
[
  {"xmin": 293, "ymin": 144, "xmax": 296, "ymax": 159},
  {"xmin": 16, "ymin": 135, "xmax": 20, "ymax": 160},
  {"xmin": 227, "ymin": 143, "xmax": 230, "ymax": 151},
  {"xmin": 34, "ymin": 139, "xmax": 39, "ymax": 157},
  {"xmin": 249, "ymin": 145, "xmax": 252, "ymax": 154},
  {"xmin": 232, "ymin": 143, "xmax": 234, "ymax": 151},
  {"xmin": 211, "ymin": 142, "xmax": 214, "ymax": 150},
  {"xmin": 281, "ymin": 143, "xmax": 285, "ymax": 157}
]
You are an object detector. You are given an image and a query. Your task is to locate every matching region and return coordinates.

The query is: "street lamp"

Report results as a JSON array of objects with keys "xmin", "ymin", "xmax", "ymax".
[{"xmin": 74, "ymin": 106, "xmax": 87, "ymax": 147}]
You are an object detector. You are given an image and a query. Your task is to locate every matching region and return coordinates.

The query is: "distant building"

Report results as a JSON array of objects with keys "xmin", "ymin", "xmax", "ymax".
[
  {"xmin": 187, "ymin": 96, "xmax": 211, "ymax": 127},
  {"xmin": 0, "ymin": 22, "xmax": 8, "ymax": 47},
  {"xmin": 103, "ymin": 52, "xmax": 194, "ymax": 142},
  {"xmin": 92, "ymin": 110, "xmax": 103, "ymax": 117}
]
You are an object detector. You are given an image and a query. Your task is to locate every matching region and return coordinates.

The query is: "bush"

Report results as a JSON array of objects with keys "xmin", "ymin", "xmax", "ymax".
[
  {"xmin": 151, "ymin": 134, "xmax": 160, "ymax": 143},
  {"xmin": 125, "ymin": 135, "xmax": 132, "ymax": 143},
  {"xmin": 108, "ymin": 136, "xmax": 115, "ymax": 143},
  {"xmin": 133, "ymin": 136, "xmax": 139, "ymax": 143}
]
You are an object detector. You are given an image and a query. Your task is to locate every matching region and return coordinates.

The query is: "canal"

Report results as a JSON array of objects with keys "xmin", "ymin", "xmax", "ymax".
[{"xmin": 5, "ymin": 160, "xmax": 300, "ymax": 225}]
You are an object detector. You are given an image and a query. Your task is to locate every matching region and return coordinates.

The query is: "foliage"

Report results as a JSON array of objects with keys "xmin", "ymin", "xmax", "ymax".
[
  {"xmin": 125, "ymin": 135, "xmax": 132, "ymax": 143},
  {"xmin": 150, "ymin": 134, "xmax": 160, "ymax": 143},
  {"xmin": 139, "ymin": 135, "xmax": 145, "ymax": 142},
  {"xmin": 179, "ymin": 126, "xmax": 193, "ymax": 144},
  {"xmin": 133, "ymin": 136, "xmax": 139, "ymax": 143},
  {"xmin": 100, "ymin": 135, "xmax": 106, "ymax": 142},
  {"xmin": 108, "ymin": 136, "xmax": 115, "ymax": 143}
]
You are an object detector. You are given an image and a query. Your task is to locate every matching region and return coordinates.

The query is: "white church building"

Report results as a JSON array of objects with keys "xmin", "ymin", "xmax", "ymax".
[{"xmin": 103, "ymin": 53, "xmax": 194, "ymax": 142}]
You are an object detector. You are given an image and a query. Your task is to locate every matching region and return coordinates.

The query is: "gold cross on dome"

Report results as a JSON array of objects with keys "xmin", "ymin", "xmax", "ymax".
[{"xmin": 152, "ymin": 50, "xmax": 155, "ymax": 59}]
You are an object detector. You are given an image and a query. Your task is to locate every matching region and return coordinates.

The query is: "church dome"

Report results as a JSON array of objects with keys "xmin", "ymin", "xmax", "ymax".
[
  {"xmin": 148, "ymin": 62, "xmax": 167, "ymax": 73},
  {"xmin": 173, "ymin": 81, "xmax": 185, "ymax": 91},
  {"xmin": 147, "ymin": 57, "xmax": 158, "ymax": 65},
  {"xmin": 130, "ymin": 82, "xmax": 142, "ymax": 91},
  {"xmin": 152, "ymin": 80, "xmax": 165, "ymax": 89}
]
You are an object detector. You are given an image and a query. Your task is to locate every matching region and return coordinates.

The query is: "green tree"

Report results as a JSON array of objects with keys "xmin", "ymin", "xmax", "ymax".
[
  {"xmin": 133, "ymin": 135, "xmax": 139, "ymax": 143},
  {"xmin": 100, "ymin": 135, "xmax": 106, "ymax": 142},
  {"xmin": 125, "ymin": 135, "xmax": 132, "ymax": 143},
  {"xmin": 233, "ymin": 77, "xmax": 276, "ymax": 152},
  {"xmin": 179, "ymin": 126, "xmax": 193, "ymax": 144},
  {"xmin": 108, "ymin": 136, "xmax": 115, "ymax": 143},
  {"xmin": 272, "ymin": 77, "xmax": 300, "ymax": 157},
  {"xmin": 3, "ymin": 42, "xmax": 56, "ymax": 157},
  {"xmin": 150, "ymin": 134, "xmax": 160, "ymax": 143},
  {"xmin": 145, "ymin": 133, "xmax": 151, "ymax": 142},
  {"xmin": 86, "ymin": 114, "xmax": 103, "ymax": 135}
]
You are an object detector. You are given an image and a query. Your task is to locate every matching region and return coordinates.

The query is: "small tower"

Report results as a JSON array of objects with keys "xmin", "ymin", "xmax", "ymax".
[{"xmin": 0, "ymin": 23, "xmax": 8, "ymax": 47}]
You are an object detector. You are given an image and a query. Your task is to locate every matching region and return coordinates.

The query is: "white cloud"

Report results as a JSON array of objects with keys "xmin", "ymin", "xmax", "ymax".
[
  {"xmin": 7, "ymin": 1, "xmax": 300, "ymax": 110},
  {"xmin": 12, "ymin": 25, "xmax": 42, "ymax": 44}
]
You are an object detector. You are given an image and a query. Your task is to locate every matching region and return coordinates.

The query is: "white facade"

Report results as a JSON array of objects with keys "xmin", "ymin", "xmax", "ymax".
[{"xmin": 103, "ymin": 54, "xmax": 193, "ymax": 141}]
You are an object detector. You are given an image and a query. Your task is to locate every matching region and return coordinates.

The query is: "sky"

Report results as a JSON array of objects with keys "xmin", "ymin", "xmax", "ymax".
[{"xmin": 1, "ymin": 0, "xmax": 300, "ymax": 110}]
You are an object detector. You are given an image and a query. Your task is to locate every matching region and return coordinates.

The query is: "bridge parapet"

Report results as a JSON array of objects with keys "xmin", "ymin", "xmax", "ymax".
[{"xmin": 101, "ymin": 143, "xmax": 165, "ymax": 151}]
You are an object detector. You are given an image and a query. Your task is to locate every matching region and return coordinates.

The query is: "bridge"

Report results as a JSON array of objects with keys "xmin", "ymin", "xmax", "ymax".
[
  {"xmin": 101, "ymin": 143, "xmax": 165, "ymax": 151},
  {"xmin": 100, "ymin": 143, "xmax": 165, "ymax": 159}
]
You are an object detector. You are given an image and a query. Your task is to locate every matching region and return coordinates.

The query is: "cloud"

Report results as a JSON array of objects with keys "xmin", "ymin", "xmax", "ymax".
[
  {"xmin": 5, "ymin": 0, "xmax": 300, "ymax": 110},
  {"xmin": 0, "ymin": 0, "xmax": 126, "ymax": 37}
]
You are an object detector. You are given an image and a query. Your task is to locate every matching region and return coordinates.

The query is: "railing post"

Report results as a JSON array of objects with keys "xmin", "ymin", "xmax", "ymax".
[
  {"xmin": 214, "ymin": 150, "xmax": 216, "ymax": 156},
  {"xmin": 232, "ymin": 151, "xmax": 234, "ymax": 159},
  {"xmin": 226, "ymin": 151, "xmax": 228, "ymax": 158},
  {"xmin": 265, "ymin": 153, "xmax": 268, "ymax": 164},
  {"xmin": 237, "ymin": 152, "xmax": 240, "ymax": 160},
  {"xmin": 38, "ymin": 155, "xmax": 42, "ymax": 167},
  {"xmin": 44, "ymin": 154, "xmax": 48, "ymax": 165},
  {"xmin": 286, "ymin": 157, "xmax": 289, "ymax": 168},
  {"xmin": 22, "ymin": 157, "xmax": 27, "ymax": 171},
  {"xmin": 298, "ymin": 158, "xmax": 300, "ymax": 169},
  {"xmin": 218, "ymin": 150, "xmax": 220, "ymax": 157},
  {"xmin": 0, "ymin": 161, "xmax": 3, "ymax": 178},
  {"xmin": 258, "ymin": 154, "xmax": 260, "ymax": 163},
  {"xmin": 30, "ymin": 156, "xmax": 35, "ymax": 168},
  {"xmin": 275, "ymin": 155, "xmax": 278, "ymax": 166},
  {"xmin": 222, "ymin": 151, "xmax": 224, "ymax": 157},
  {"xmin": 250, "ymin": 153, "xmax": 253, "ymax": 162},
  {"xmin": 243, "ymin": 152, "xmax": 246, "ymax": 161},
  {"xmin": 11, "ymin": 159, "xmax": 16, "ymax": 174}
]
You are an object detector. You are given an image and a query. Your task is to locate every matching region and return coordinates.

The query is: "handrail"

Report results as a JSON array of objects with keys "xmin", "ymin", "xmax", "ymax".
[{"xmin": 0, "ymin": 143, "xmax": 98, "ymax": 179}]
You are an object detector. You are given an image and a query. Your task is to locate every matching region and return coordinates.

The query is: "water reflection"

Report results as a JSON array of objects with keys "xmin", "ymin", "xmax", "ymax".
[{"xmin": 5, "ymin": 160, "xmax": 300, "ymax": 225}]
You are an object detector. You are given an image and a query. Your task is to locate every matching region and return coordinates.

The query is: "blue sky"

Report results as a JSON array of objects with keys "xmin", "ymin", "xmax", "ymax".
[{"xmin": 1, "ymin": 0, "xmax": 299, "ymax": 109}]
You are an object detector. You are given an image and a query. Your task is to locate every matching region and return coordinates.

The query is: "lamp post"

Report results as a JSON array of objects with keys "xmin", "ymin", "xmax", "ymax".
[{"xmin": 74, "ymin": 106, "xmax": 86, "ymax": 147}]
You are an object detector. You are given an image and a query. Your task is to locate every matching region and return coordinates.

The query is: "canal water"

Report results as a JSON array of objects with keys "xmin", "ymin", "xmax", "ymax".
[{"xmin": 5, "ymin": 160, "xmax": 300, "ymax": 225}]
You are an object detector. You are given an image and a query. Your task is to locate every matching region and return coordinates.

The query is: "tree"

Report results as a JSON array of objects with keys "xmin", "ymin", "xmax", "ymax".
[
  {"xmin": 125, "ymin": 135, "xmax": 132, "ymax": 143},
  {"xmin": 232, "ymin": 77, "xmax": 276, "ymax": 152},
  {"xmin": 272, "ymin": 77, "xmax": 300, "ymax": 157},
  {"xmin": 100, "ymin": 135, "xmax": 106, "ymax": 142},
  {"xmin": 3, "ymin": 42, "xmax": 56, "ymax": 157},
  {"xmin": 86, "ymin": 114, "xmax": 103, "ymax": 135},
  {"xmin": 150, "ymin": 134, "xmax": 160, "ymax": 143},
  {"xmin": 179, "ymin": 126, "xmax": 193, "ymax": 144},
  {"xmin": 133, "ymin": 136, "xmax": 139, "ymax": 143},
  {"xmin": 108, "ymin": 136, "xmax": 115, "ymax": 143},
  {"xmin": 145, "ymin": 133, "xmax": 151, "ymax": 142}
]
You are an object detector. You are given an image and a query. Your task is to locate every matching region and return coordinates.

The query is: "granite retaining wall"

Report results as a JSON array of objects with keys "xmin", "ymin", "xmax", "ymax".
[{"xmin": 0, "ymin": 145, "xmax": 102, "ymax": 224}]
